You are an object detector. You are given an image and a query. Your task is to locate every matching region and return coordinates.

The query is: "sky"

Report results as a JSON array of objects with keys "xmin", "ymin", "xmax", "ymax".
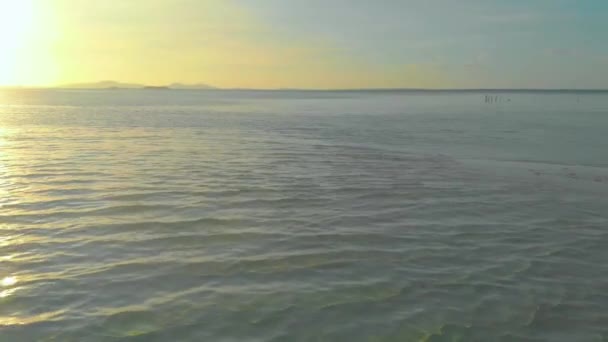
[{"xmin": 0, "ymin": 0, "xmax": 607, "ymax": 89}]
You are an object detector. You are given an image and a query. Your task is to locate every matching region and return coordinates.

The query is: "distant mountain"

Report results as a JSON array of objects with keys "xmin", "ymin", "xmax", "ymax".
[
  {"xmin": 144, "ymin": 85, "xmax": 170, "ymax": 90},
  {"xmin": 169, "ymin": 83, "xmax": 216, "ymax": 90},
  {"xmin": 62, "ymin": 81, "xmax": 146, "ymax": 89},
  {"xmin": 61, "ymin": 81, "xmax": 217, "ymax": 90}
]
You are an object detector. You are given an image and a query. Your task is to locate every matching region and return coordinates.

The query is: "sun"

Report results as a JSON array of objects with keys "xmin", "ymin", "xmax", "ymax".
[{"xmin": 0, "ymin": 0, "xmax": 36, "ymax": 86}]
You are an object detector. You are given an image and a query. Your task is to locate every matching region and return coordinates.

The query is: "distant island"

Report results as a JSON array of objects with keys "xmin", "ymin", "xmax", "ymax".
[
  {"xmin": 168, "ymin": 83, "xmax": 217, "ymax": 90},
  {"xmin": 144, "ymin": 86, "xmax": 170, "ymax": 90},
  {"xmin": 3, "ymin": 82, "xmax": 607, "ymax": 93},
  {"xmin": 61, "ymin": 80, "xmax": 217, "ymax": 90}
]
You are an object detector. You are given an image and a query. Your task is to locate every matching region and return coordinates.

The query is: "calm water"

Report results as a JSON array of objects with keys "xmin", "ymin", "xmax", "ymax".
[{"xmin": 1, "ymin": 89, "xmax": 607, "ymax": 341}]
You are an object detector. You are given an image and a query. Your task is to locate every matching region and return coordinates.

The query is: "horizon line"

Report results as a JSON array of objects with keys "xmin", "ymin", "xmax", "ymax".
[
  {"xmin": 2, "ymin": 85, "xmax": 608, "ymax": 92},
  {"xmin": 0, "ymin": 86, "xmax": 608, "ymax": 93}
]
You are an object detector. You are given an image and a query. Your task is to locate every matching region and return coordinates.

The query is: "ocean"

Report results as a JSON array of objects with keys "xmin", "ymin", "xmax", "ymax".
[{"xmin": 0, "ymin": 89, "xmax": 607, "ymax": 341}]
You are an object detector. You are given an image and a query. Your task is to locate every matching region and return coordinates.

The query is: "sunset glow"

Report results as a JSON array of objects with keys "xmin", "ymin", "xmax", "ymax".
[
  {"xmin": 0, "ymin": 0, "xmax": 36, "ymax": 85},
  {"xmin": 0, "ymin": 0, "xmax": 607, "ymax": 88}
]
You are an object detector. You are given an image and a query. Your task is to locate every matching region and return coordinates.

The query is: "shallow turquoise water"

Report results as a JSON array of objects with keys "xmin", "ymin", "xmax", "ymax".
[{"xmin": 0, "ymin": 89, "xmax": 607, "ymax": 341}]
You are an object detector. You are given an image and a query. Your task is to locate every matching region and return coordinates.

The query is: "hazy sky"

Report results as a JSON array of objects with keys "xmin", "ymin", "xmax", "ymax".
[{"xmin": 1, "ymin": 0, "xmax": 607, "ymax": 88}]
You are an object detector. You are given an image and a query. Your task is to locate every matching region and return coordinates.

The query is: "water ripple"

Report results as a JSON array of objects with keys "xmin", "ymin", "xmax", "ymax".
[{"xmin": 1, "ymin": 91, "xmax": 607, "ymax": 341}]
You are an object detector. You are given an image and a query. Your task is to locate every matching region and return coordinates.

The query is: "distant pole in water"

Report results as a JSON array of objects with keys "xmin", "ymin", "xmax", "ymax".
[{"xmin": 484, "ymin": 95, "xmax": 507, "ymax": 105}]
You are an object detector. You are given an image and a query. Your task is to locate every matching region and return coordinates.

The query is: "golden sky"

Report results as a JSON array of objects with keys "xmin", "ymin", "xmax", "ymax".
[
  {"xmin": 0, "ymin": 0, "xmax": 447, "ymax": 88},
  {"xmin": 0, "ymin": 0, "xmax": 448, "ymax": 88},
  {"xmin": 1, "ymin": 0, "xmax": 607, "ymax": 89}
]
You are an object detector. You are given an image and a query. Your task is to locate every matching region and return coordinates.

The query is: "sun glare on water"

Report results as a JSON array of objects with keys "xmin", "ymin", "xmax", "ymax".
[
  {"xmin": 0, "ymin": 0, "xmax": 36, "ymax": 86},
  {"xmin": 1, "ymin": 276, "xmax": 17, "ymax": 287}
]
